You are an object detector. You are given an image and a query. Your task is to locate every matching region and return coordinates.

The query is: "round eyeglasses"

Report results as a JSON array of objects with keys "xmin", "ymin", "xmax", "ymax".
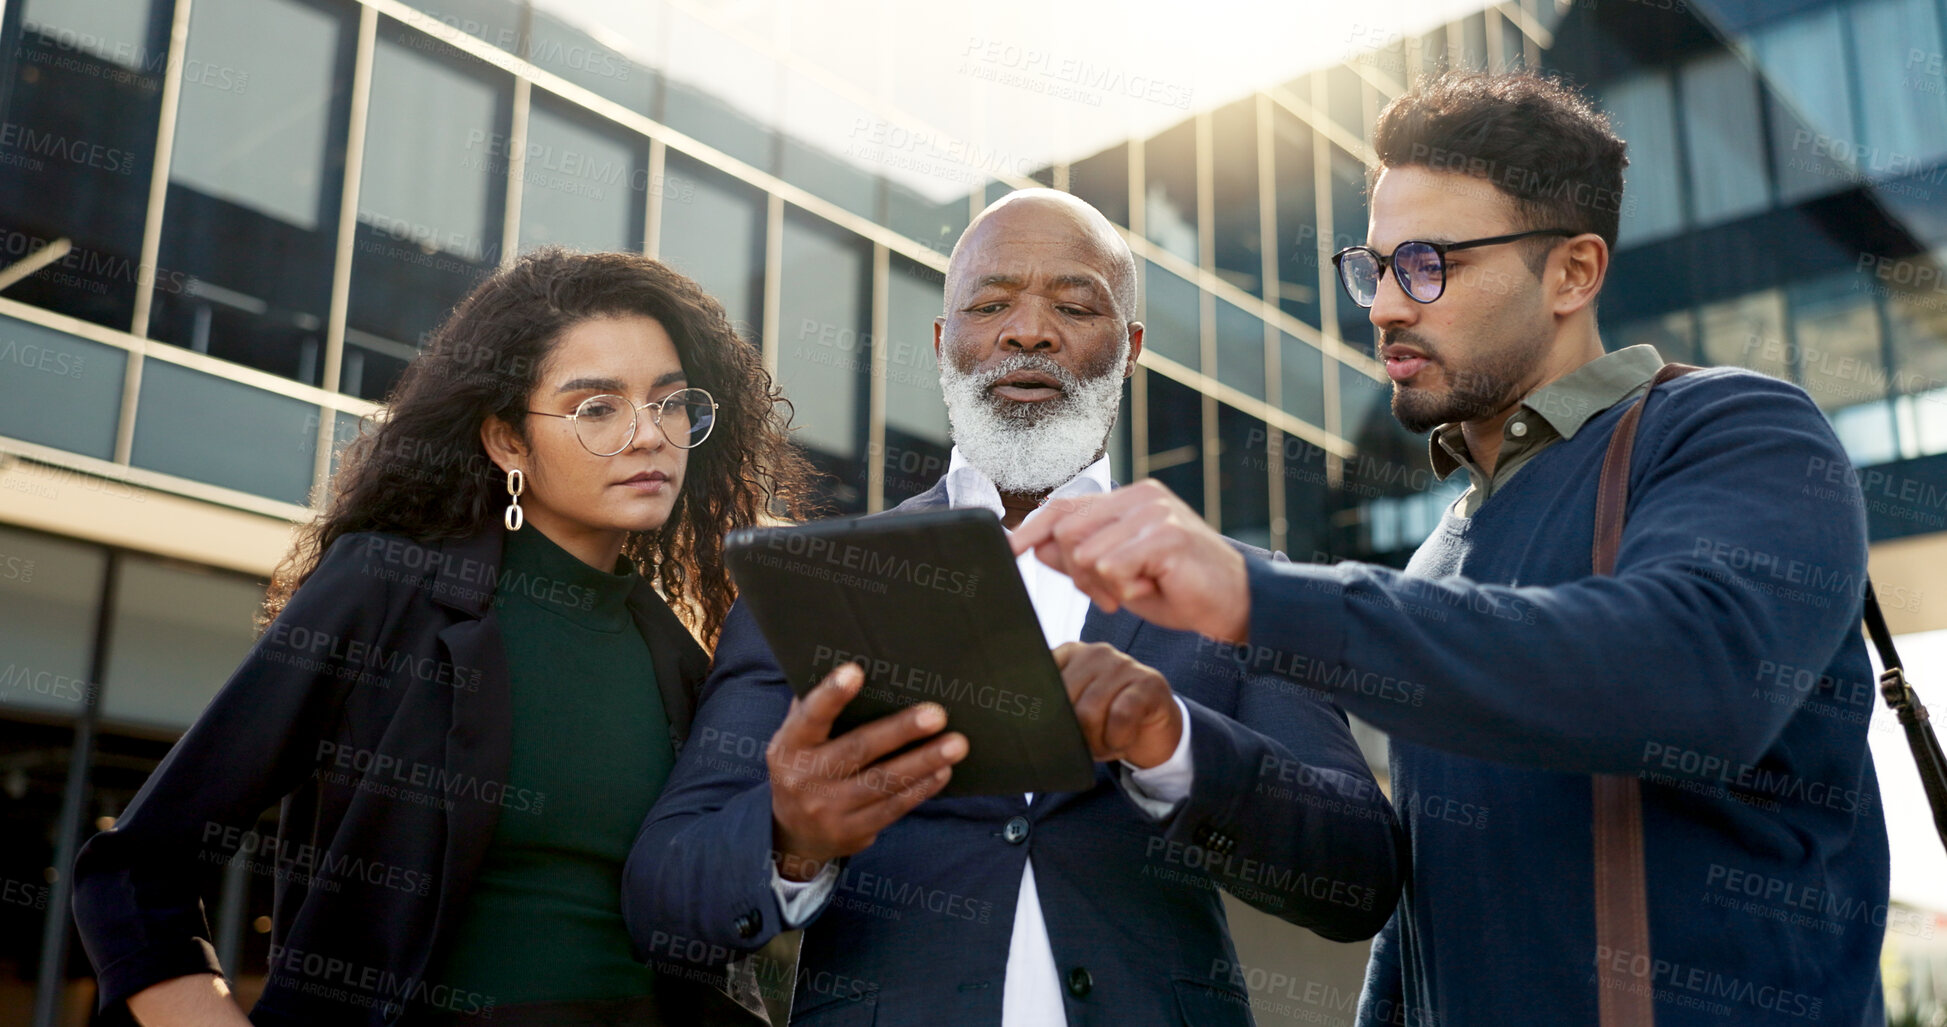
[
  {"xmin": 1331, "ymin": 229, "xmax": 1575, "ymax": 308},
  {"xmin": 528, "ymin": 387, "xmax": 718, "ymax": 455}
]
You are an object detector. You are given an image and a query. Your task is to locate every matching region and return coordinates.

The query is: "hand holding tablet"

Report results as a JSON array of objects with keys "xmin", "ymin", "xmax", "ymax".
[{"xmin": 764, "ymin": 663, "xmax": 967, "ymax": 881}]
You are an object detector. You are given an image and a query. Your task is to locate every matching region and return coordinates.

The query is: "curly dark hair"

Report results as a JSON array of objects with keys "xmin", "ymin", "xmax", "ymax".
[
  {"xmin": 263, "ymin": 247, "xmax": 821, "ymax": 645},
  {"xmin": 1371, "ymin": 70, "xmax": 1629, "ymax": 253}
]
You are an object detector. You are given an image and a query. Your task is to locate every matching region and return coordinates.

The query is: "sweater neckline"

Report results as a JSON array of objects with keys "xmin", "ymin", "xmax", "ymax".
[{"xmin": 496, "ymin": 525, "xmax": 638, "ymax": 632}]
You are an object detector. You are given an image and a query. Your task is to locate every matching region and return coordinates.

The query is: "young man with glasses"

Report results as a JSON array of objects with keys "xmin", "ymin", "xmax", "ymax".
[{"xmin": 1013, "ymin": 72, "xmax": 1890, "ymax": 1026}]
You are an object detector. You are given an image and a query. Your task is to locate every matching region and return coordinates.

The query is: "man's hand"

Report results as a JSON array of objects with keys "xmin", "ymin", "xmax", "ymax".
[
  {"xmin": 1055, "ymin": 642, "xmax": 1182, "ymax": 769},
  {"xmin": 1012, "ymin": 480, "xmax": 1251, "ymax": 643},
  {"xmin": 768, "ymin": 663, "xmax": 968, "ymax": 881}
]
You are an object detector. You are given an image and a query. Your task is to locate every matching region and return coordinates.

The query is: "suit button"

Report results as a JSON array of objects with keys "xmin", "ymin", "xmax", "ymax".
[
  {"xmin": 734, "ymin": 909, "xmax": 762, "ymax": 939},
  {"xmin": 1196, "ymin": 825, "xmax": 1234, "ymax": 856},
  {"xmin": 1002, "ymin": 816, "xmax": 1030, "ymax": 844},
  {"xmin": 1067, "ymin": 966, "xmax": 1092, "ymax": 997}
]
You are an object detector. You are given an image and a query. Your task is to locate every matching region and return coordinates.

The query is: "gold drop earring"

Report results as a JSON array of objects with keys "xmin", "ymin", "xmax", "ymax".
[{"xmin": 504, "ymin": 468, "xmax": 525, "ymax": 531}]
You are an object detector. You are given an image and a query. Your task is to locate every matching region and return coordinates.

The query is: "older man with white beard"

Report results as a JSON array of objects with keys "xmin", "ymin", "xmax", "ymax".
[{"xmin": 625, "ymin": 190, "xmax": 1402, "ymax": 1027}]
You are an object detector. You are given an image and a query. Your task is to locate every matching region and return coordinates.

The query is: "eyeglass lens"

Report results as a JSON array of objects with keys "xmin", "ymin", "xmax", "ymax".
[
  {"xmin": 572, "ymin": 388, "xmax": 716, "ymax": 454},
  {"xmin": 1338, "ymin": 243, "xmax": 1447, "ymax": 307}
]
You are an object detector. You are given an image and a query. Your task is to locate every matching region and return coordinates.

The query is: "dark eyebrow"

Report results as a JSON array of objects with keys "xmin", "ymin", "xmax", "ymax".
[
  {"xmin": 557, "ymin": 376, "xmax": 627, "ymax": 394},
  {"xmin": 1047, "ymin": 274, "xmax": 1107, "ymax": 297},
  {"xmin": 556, "ymin": 370, "xmax": 688, "ymax": 394},
  {"xmin": 970, "ymin": 274, "xmax": 1024, "ymax": 292},
  {"xmin": 1371, "ymin": 237, "xmax": 1456, "ymax": 251}
]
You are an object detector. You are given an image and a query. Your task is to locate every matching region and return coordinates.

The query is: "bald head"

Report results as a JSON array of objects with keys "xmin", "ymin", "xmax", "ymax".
[{"xmin": 945, "ymin": 189, "xmax": 1137, "ymax": 322}]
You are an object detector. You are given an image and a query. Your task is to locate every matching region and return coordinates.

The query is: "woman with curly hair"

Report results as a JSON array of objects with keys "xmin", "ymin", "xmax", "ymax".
[{"xmin": 71, "ymin": 248, "xmax": 819, "ymax": 1027}]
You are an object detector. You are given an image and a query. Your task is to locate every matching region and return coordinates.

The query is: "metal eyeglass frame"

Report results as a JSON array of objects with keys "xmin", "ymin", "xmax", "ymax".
[
  {"xmin": 1331, "ymin": 228, "xmax": 1576, "ymax": 307},
  {"xmin": 527, "ymin": 387, "xmax": 718, "ymax": 455}
]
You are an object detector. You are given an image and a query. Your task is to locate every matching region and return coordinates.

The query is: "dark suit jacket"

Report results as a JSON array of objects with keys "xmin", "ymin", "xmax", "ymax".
[
  {"xmin": 623, "ymin": 481, "xmax": 1404, "ymax": 1026},
  {"xmin": 70, "ymin": 525, "xmax": 751, "ymax": 1026}
]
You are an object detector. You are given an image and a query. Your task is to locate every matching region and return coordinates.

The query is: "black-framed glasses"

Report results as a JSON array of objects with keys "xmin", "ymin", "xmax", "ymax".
[
  {"xmin": 1331, "ymin": 229, "xmax": 1576, "ymax": 308},
  {"xmin": 528, "ymin": 387, "xmax": 718, "ymax": 455}
]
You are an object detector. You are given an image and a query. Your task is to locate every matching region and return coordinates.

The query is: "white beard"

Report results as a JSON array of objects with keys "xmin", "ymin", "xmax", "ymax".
[{"xmin": 939, "ymin": 347, "xmax": 1127, "ymax": 493}]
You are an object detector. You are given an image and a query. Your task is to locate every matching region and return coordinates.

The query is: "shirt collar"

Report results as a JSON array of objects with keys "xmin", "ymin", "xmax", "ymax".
[
  {"xmin": 945, "ymin": 446, "xmax": 1113, "ymax": 524},
  {"xmin": 1429, "ymin": 425, "xmax": 1470, "ymax": 481},
  {"xmin": 1427, "ymin": 344, "xmax": 1665, "ymax": 480}
]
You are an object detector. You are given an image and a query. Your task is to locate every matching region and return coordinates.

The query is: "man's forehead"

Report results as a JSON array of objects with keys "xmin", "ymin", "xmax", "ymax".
[
  {"xmin": 951, "ymin": 234, "xmax": 1116, "ymax": 298},
  {"xmin": 1368, "ymin": 164, "xmax": 1519, "ymax": 244},
  {"xmin": 963, "ymin": 268, "xmax": 1111, "ymax": 294}
]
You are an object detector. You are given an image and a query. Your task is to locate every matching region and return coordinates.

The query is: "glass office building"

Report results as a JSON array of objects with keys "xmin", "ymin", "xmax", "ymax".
[{"xmin": 1, "ymin": 0, "xmax": 1943, "ymax": 1022}]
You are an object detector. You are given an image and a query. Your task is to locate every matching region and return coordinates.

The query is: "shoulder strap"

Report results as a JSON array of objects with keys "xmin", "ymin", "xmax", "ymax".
[
  {"xmin": 1592, "ymin": 363, "xmax": 1701, "ymax": 575},
  {"xmin": 1863, "ymin": 590, "xmax": 1947, "ymax": 850},
  {"xmin": 1591, "ymin": 361, "xmax": 1698, "ymax": 1027}
]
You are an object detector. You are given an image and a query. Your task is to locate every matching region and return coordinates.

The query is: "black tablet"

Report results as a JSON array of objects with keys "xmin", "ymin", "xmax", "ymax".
[{"xmin": 724, "ymin": 507, "xmax": 1096, "ymax": 797}]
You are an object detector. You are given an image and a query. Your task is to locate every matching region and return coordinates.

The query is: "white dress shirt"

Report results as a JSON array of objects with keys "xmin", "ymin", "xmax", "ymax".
[{"xmin": 770, "ymin": 449, "xmax": 1195, "ymax": 1025}]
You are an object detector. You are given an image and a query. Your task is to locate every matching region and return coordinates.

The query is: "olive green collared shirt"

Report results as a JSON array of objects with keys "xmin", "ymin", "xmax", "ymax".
[{"xmin": 1430, "ymin": 344, "xmax": 1666, "ymax": 517}]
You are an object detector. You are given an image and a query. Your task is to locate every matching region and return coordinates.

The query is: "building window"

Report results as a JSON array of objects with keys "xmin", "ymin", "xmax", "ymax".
[
  {"xmin": 1789, "ymin": 272, "xmax": 1886, "ymax": 413},
  {"xmin": 0, "ymin": 315, "xmax": 128, "ymax": 461},
  {"xmin": 1338, "ymin": 360, "xmax": 1391, "ymax": 444},
  {"xmin": 1326, "ymin": 66, "xmax": 1366, "ymax": 139},
  {"xmin": 344, "ymin": 18, "xmax": 512, "ymax": 401},
  {"xmin": 1461, "ymin": 13, "xmax": 1490, "ymax": 70},
  {"xmin": 883, "ymin": 257, "xmax": 949, "ymax": 506},
  {"xmin": 1280, "ymin": 331, "xmax": 1326, "ymax": 429},
  {"xmin": 1147, "ymin": 374, "xmax": 1204, "ymax": 511},
  {"xmin": 1144, "ymin": 120, "xmax": 1199, "ymax": 266},
  {"xmin": 884, "ymin": 183, "xmax": 968, "ymax": 266},
  {"xmin": 1069, "ymin": 142, "xmax": 1130, "ymax": 229},
  {"xmin": 0, "ymin": 525, "xmax": 107, "ymax": 721},
  {"xmin": 1282, "ymin": 434, "xmax": 1334, "ymax": 561},
  {"xmin": 129, "ymin": 360, "xmax": 319, "ymax": 505},
  {"xmin": 1876, "ymin": 249, "xmax": 1947, "ymax": 405},
  {"xmin": 1271, "ymin": 105, "xmax": 1322, "ymax": 330},
  {"xmin": 1212, "ymin": 98, "xmax": 1264, "ymax": 299},
  {"xmin": 1850, "ymin": 0, "xmax": 1947, "ymax": 173},
  {"xmin": 1217, "ymin": 404, "xmax": 1272, "ymax": 549},
  {"xmin": 1751, "ymin": 6, "xmax": 1857, "ymax": 203},
  {"xmin": 1216, "ymin": 296, "xmax": 1266, "ymax": 401},
  {"xmin": 1613, "ymin": 309, "xmax": 1699, "ymax": 366},
  {"xmin": 777, "ymin": 210, "xmax": 871, "ymax": 512},
  {"xmin": 0, "ymin": 0, "xmax": 165, "ymax": 331},
  {"xmin": 526, "ymin": 1, "xmax": 660, "ymax": 115},
  {"xmin": 1678, "ymin": 50, "xmax": 1771, "ymax": 226},
  {"xmin": 152, "ymin": 0, "xmax": 354, "ymax": 387},
  {"xmin": 517, "ymin": 98, "xmax": 645, "ymax": 255},
  {"xmin": 659, "ymin": 153, "xmax": 767, "ymax": 343},
  {"xmin": 102, "ymin": 555, "xmax": 264, "ymax": 732},
  {"xmin": 1142, "ymin": 261, "xmax": 1201, "ymax": 372},
  {"xmin": 1603, "ymin": 70, "xmax": 1686, "ymax": 247},
  {"xmin": 659, "ymin": 8, "xmax": 776, "ymax": 173},
  {"xmin": 1699, "ymin": 288, "xmax": 1789, "ymax": 383},
  {"xmin": 777, "ymin": 70, "xmax": 879, "ymax": 221}
]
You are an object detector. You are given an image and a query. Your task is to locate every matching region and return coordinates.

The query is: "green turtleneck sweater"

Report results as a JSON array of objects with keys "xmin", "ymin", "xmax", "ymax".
[{"xmin": 434, "ymin": 525, "xmax": 676, "ymax": 1005}]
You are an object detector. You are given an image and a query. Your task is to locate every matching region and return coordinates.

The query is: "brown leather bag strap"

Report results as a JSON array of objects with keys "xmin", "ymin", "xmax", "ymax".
[
  {"xmin": 1592, "ymin": 363, "xmax": 1701, "ymax": 574},
  {"xmin": 1590, "ymin": 362, "xmax": 1699, "ymax": 1027}
]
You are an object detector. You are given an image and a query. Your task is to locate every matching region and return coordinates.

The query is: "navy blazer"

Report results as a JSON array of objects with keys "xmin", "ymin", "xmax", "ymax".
[
  {"xmin": 623, "ymin": 481, "xmax": 1404, "ymax": 1026},
  {"xmin": 70, "ymin": 526, "xmax": 755, "ymax": 1026}
]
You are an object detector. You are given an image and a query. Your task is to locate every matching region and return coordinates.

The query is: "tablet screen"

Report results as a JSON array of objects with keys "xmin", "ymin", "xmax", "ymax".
[{"xmin": 725, "ymin": 508, "xmax": 1097, "ymax": 796}]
